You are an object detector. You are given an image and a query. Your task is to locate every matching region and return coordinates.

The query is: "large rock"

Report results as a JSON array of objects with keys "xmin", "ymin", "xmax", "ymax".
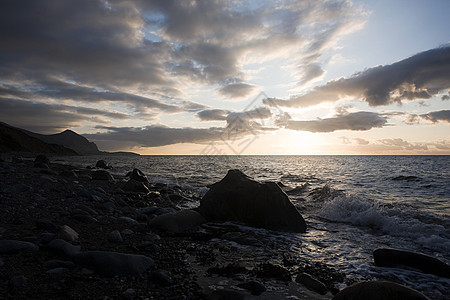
[
  {"xmin": 197, "ymin": 169, "xmax": 306, "ymax": 233},
  {"xmin": 373, "ymin": 248, "xmax": 450, "ymax": 278},
  {"xmin": 47, "ymin": 239, "xmax": 154, "ymax": 277},
  {"xmin": 333, "ymin": 281, "xmax": 430, "ymax": 300},
  {"xmin": 127, "ymin": 168, "xmax": 149, "ymax": 183},
  {"xmin": 0, "ymin": 240, "xmax": 39, "ymax": 254},
  {"xmin": 92, "ymin": 170, "xmax": 114, "ymax": 181},
  {"xmin": 148, "ymin": 210, "xmax": 206, "ymax": 233}
]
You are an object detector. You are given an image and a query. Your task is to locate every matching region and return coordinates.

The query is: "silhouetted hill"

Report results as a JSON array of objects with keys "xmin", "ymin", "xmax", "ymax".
[
  {"xmin": 25, "ymin": 129, "xmax": 100, "ymax": 155},
  {"xmin": 0, "ymin": 122, "xmax": 78, "ymax": 155}
]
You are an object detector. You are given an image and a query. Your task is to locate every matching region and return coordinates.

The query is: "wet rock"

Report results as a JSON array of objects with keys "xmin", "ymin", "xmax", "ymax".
[
  {"xmin": 123, "ymin": 179, "xmax": 149, "ymax": 193},
  {"xmin": 108, "ymin": 230, "xmax": 123, "ymax": 243},
  {"xmin": 92, "ymin": 170, "xmax": 114, "ymax": 181},
  {"xmin": 154, "ymin": 207, "xmax": 176, "ymax": 215},
  {"xmin": 40, "ymin": 233, "xmax": 57, "ymax": 244},
  {"xmin": 296, "ymin": 272, "xmax": 328, "ymax": 295},
  {"xmin": 253, "ymin": 262, "xmax": 291, "ymax": 282},
  {"xmin": 198, "ymin": 169, "xmax": 307, "ymax": 233},
  {"xmin": 127, "ymin": 168, "xmax": 149, "ymax": 183},
  {"xmin": 58, "ymin": 225, "xmax": 79, "ymax": 242},
  {"xmin": 207, "ymin": 263, "xmax": 248, "ymax": 277},
  {"xmin": 119, "ymin": 216, "xmax": 138, "ymax": 226},
  {"xmin": 333, "ymin": 281, "xmax": 430, "ymax": 300},
  {"xmin": 148, "ymin": 209, "xmax": 206, "ymax": 233},
  {"xmin": 60, "ymin": 170, "xmax": 78, "ymax": 178},
  {"xmin": 71, "ymin": 214, "xmax": 98, "ymax": 224},
  {"xmin": 373, "ymin": 248, "xmax": 450, "ymax": 278},
  {"xmin": 75, "ymin": 204, "xmax": 98, "ymax": 216},
  {"xmin": 95, "ymin": 160, "xmax": 110, "ymax": 169},
  {"xmin": 0, "ymin": 240, "xmax": 39, "ymax": 254},
  {"xmin": 47, "ymin": 239, "xmax": 81, "ymax": 258},
  {"xmin": 236, "ymin": 281, "xmax": 266, "ymax": 296}
]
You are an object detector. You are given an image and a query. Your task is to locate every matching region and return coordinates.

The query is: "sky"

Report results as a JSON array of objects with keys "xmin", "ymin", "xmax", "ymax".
[{"xmin": 0, "ymin": 0, "xmax": 449, "ymax": 155}]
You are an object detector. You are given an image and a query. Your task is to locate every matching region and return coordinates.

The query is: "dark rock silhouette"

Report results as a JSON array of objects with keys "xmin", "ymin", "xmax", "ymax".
[
  {"xmin": 333, "ymin": 281, "xmax": 430, "ymax": 300},
  {"xmin": 0, "ymin": 122, "xmax": 77, "ymax": 155},
  {"xmin": 197, "ymin": 169, "xmax": 307, "ymax": 233},
  {"xmin": 373, "ymin": 248, "xmax": 450, "ymax": 278},
  {"xmin": 25, "ymin": 129, "xmax": 100, "ymax": 155}
]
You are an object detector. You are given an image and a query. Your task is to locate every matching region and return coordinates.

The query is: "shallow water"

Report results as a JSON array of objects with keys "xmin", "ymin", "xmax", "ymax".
[{"xmin": 57, "ymin": 155, "xmax": 450, "ymax": 298}]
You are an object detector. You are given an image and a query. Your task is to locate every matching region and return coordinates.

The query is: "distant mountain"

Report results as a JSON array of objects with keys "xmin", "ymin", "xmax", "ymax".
[
  {"xmin": 24, "ymin": 129, "xmax": 100, "ymax": 155},
  {"xmin": 0, "ymin": 122, "xmax": 78, "ymax": 155}
]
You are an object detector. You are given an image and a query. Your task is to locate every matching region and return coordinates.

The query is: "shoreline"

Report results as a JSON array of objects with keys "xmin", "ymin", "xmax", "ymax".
[{"xmin": 0, "ymin": 156, "xmax": 441, "ymax": 299}]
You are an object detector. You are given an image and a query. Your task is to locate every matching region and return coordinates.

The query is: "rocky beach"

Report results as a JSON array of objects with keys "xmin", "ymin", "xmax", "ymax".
[{"xmin": 0, "ymin": 155, "xmax": 443, "ymax": 299}]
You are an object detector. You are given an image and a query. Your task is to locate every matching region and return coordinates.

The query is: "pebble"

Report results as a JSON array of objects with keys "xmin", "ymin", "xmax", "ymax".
[
  {"xmin": 107, "ymin": 230, "xmax": 123, "ymax": 243},
  {"xmin": 295, "ymin": 272, "xmax": 328, "ymax": 295},
  {"xmin": 46, "ymin": 267, "xmax": 69, "ymax": 275},
  {"xmin": 9, "ymin": 275, "xmax": 27, "ymax": 288},
  {"xmin": 58, "ymin": 225, "xmax": 79, "ymax": 242},
  {"xmin": 151, "ymin": 269, "xmax": 173, "ymax": 286}
]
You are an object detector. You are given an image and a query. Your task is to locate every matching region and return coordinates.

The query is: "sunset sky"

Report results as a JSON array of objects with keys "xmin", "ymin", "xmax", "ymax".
[{"xmin": 1, "ymin": 0, "xmax": 449, "ymax": 155}]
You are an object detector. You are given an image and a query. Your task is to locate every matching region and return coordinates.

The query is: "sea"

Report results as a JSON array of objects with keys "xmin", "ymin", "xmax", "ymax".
[{"xmin": 55, "ymin": 155, "xmax": 450, "ymax": 298}]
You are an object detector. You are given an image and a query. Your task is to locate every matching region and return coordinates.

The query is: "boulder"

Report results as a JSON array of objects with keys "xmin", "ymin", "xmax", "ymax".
[
  {"xmin": 92, "ymin": 170, "xmax": 114, "ymax": 181},
  {"xmin": 296, "ymin": 272, "xmax": 328, "ymax": 295},
  {"xmin": 95, "ymin": 160, "xmax": 110, "ymax": 169},
  {"xmin": 333, "ymin": 281, "xmax": 430, "ymax": 300},
  {"xmin": 373, "ymin": 248, "xmax": 450, "ymax": 278},
  {"xmin": 0, "ymin": 240, "xmax": 39, "ymax": 254},
  {"xmin": 57, "ymin": 225, "xmax": 79, "ymax": 242},
  {"xmin": 73, "ymin": 250, "xmax": 154, "ymax": 277},
  {"xmin": 123, "ymin": 179, "xmax": 149, "ymax": 193},
  {"xmin": 197, "ymin": 169, "xmax": 306, "ymax": 233},
  {"xmin": 126, "ymin": 168, "xmax": 149, "ymax": 183},
  {"xmin": 148, "ymin": 209, "xmax": 206, "ymax": 233},
  {"xmin": 47, "ymin": 239, "xmax": 154, "ymax": 277}
]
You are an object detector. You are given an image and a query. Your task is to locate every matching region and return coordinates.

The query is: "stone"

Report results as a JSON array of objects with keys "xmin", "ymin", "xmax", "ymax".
[
  {"xmin": 198, "ymin": 169, "xmax": 307, "ymax": 233},
  {"xmin": 0, "ymin": 240, "xmax": 39, "ymax": 254},
  {"xmin": 108, "ymin": 230, "xmax": 123, "ymax": 243},
  {"xmin": 236, "ymin": 281, "xmax": 266, "ymax": 296},
  {"xmin": 119, "ymin": 216, "xmax": 138, "ymax": 226},
  {"xmin": 71, "ymin": 214, "xmax": 98, "ymax": 224},
  {"xmin": 127, "ymin": 168, "xmax": 149, "ymax": 183},
  {"xmin": 92, "ymin": 170, "xmax": 114, "ymax": 181},
  {"xmin": 123, "ymin": 179, "xmax": 149, "ymax": 193},
  {"xmin": 207, "ymin": 289, "xmax": 246, "ymax": 300},
  {"xmin": 46, "ymin": 267, "xmax": 69, "ymax": 275},
  {"xmin": 60, "ymin": 170, "xmax": 78, "ymax": 178},
  {"xmin": 58, "ymin": 225, "xmax": 79, "ymax": 242},
  {"xmin": 47, "ymin": 239, "xmax": 154, "ymax": 277},
  {"xmin": 296, "ymin": 272, "xmax": 328, "ymax": 295},
  {"xmin": 373, "ymin": 248, "xmax": 450, "ymax": 278},
  {"xmin": 254, "ymin": 262, "xmax": 291, "ymax": 282},
  {"xmin": 73, "ymin": 250, "xmax": 155, "ymax": 277},
  {"xmin": 148, "ymin": 209, "xmax": 206, "ymax": 233},
  {"xmin": 95, "ymin": 160, "xmax": 110, "ymax": 169},
  {"xmin": 3, "ymin": 183, "xmax": 32, "ymax": 194},
  {"xmin": 333, "ymin": 281, "xmax": 430, "ymax": 300},
  {"xmin": 122, "ymin": 288, "xmax": 136, "ymax": 300}
]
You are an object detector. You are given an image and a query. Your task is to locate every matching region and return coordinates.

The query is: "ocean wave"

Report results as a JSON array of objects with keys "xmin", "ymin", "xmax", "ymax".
[{"xmin": 317, "ymin": 194, "xmax": 450, "ymax": 254}]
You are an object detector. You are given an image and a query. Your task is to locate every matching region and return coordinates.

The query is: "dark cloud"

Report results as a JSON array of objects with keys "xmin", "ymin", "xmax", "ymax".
[
  {"xmin": 378, "ymin": 138, "xmax": 428, "ymax": 150},
  {"xmin": 278, "ymin": 111, "xmax": 388, "ymax": 133},
  {"xmin": 265, "ymin": 46, "xmax": 450, "ymax": 108},
  {"xmin": 420, "ymin": 110, "xmax": 450, "ymax": 123},
  {"xmin": 197, "ymin": 109, "xmax": 229, "ymax": 121},
  {"xmin": 404, "ymin": 114, "xmax": 420, "ymax": 125},
  {"xmin": 0, "ymin": 97, "xmax": 131, "ymax": 133},
  {"xmin": 217, "ymin": 83, "xmax": 256, "ymax": 98}
]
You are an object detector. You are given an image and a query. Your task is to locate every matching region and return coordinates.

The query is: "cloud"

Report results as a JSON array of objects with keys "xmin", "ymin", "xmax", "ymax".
[
  {"xmin": 339, "ymin": 136, "xmax": 351, "ymax": 144},
  {"xmin": 278, "ymin": 111, "xmax": 388, "ymax": 133},
  {"xmin": 217, "ymin": 83, "xmax": 256, "ymax": 98},
  {"xmin": 378, "ymin": 138, "xmax": 428, "ymax": 150},
  {"xmin": 0, "ymin": 97, "xmax": 133, "ymax": 133},
  {"xmin": 419, "ymin": 110, "xmax": 450, "ymax": 123},
  {"xmin": 264, "ymin": 46, "xmax": 450, "ymax": 108},
  {"xmin": 354, "ymin": 138, "xmax": 370, "ymax": 145},
  {"xmin": 404, "ymin": 114, "xmax": 420, "ymax": 125},
  {"xmin": 433, "ymin": 140, "xmax": 450, "ymax": 150},
  {"xmin": 197, "ymin": 109, "xmax": 230, "ymax": 121}
]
